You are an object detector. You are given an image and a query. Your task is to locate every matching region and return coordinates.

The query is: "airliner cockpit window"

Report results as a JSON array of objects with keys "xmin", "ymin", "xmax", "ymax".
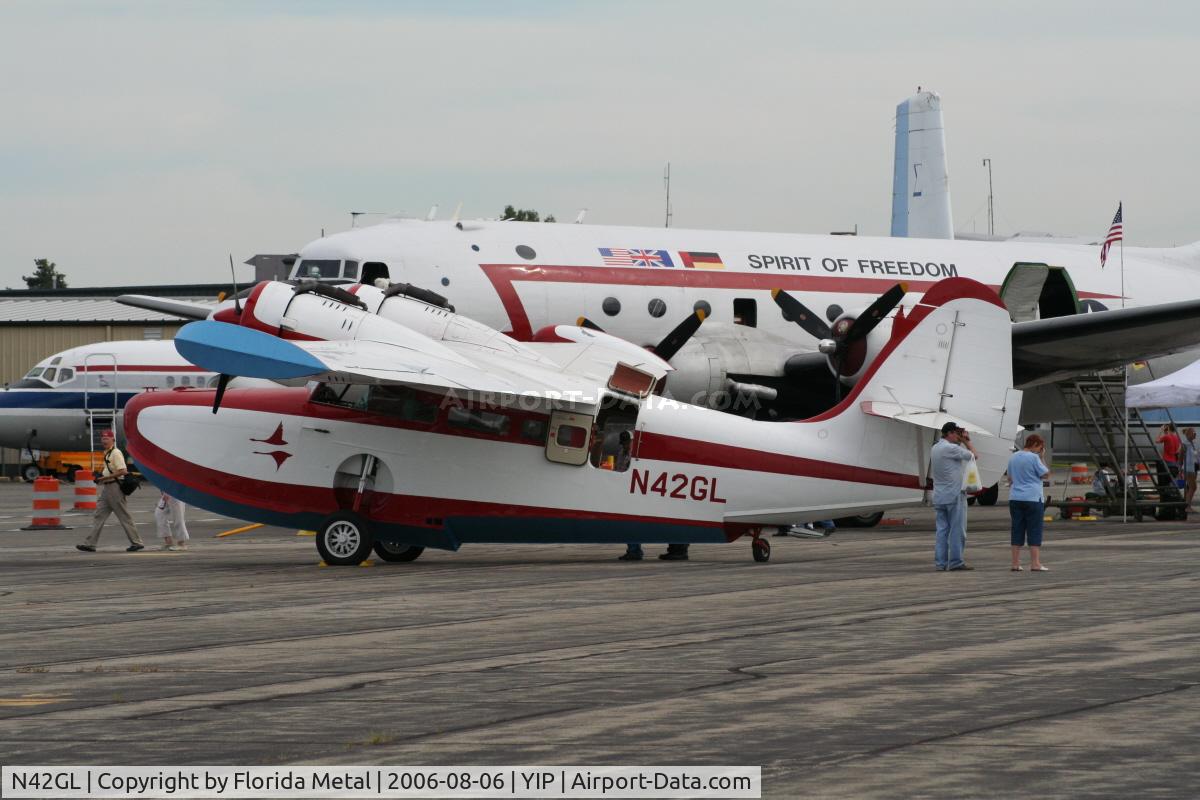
[
  {"xmin": 24, "ymin": 368, "xmax": 44, "ymax": 379},
  {"xmin": 297, "ymin": 259, "xmax": 342, "ymax": 280},
  {"xmin": 58, "ymin": 369, "xmax": 74, "ymax": 383},
  {"xmin": 41, "ymin": 368, "xmax": 57, "ymax": 382}
]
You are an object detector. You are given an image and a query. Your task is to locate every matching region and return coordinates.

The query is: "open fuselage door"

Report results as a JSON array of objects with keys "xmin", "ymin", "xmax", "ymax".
[{"xmin": 999, "ymin": 262, "xmax": 1080, "ymax": 322}]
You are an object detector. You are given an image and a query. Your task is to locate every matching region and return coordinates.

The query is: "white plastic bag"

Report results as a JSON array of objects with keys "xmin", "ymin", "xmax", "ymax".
[{"xmin": 962, "ymin": 454, "xmax": 983, "ymax": 493}]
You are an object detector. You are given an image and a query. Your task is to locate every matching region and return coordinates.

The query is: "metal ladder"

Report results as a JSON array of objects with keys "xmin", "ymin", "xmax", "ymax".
[{"xmin": 1055, "ymin": 370, "xmax": 1183, "ymax": 514}]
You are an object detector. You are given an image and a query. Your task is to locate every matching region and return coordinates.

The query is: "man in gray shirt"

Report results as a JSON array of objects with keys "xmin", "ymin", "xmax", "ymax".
[{"xmin": 931, "ymin": 421, "xmax": 978, "ymax": 571}]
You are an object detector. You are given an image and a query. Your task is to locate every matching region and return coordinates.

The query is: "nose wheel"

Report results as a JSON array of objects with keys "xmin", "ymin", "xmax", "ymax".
[{"xmin": 751, "ymin": 535, "xmax": 771, "ymax": 563}]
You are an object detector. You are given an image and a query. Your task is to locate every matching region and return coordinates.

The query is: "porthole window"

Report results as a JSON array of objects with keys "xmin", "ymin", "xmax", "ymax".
[
  {"xmin": 441, "ymin": 277, "xmax": 450, "ymax": 286},
  {"xmin": 825, "ymin": 304, "xmax": 844, "ymax": 322},
  {"xmin": 471, "ymin": 244, "xmax": 480, "ymax": 252},
  {"xmin": 648, "ymin": 298, "xmax": 667, "ymax": 318},
  {"xmin": 515, "ymin": 244, "xmax": 536, "ymax": 260},
  {"xmin": 693, "ymin": 300, "xmax": 711, "ymax": 317},
  {"xmin": 602, "ymin": 297, "xmax": 621, "ymax": 316}
]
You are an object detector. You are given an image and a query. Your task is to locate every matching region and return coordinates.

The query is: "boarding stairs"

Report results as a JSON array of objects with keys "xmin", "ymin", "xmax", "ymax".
[{"xmin": 1053, "ymin": 371, "xmax": 1186, "ymax": 520}]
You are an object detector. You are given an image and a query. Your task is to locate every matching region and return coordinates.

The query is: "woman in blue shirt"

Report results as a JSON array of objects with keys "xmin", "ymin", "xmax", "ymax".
[{"xmin": 1008, "ymin": 434, "xmax": 1051, "ymax": 572}]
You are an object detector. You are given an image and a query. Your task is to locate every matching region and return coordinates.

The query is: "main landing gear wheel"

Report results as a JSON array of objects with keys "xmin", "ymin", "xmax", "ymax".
[
  {"xmin": 372, "ymin": 541, "xmax": 425, "ymax": 562},
  {"xmin": 976, "ymin": 483, "xmax": 1000, "ymax": 506},
  {"xmin": 752, "ymin": 537, "xmax": 771, "ymax": 563},
  {"xmin": 21, "ymin": 463, "xmax": 41, "ymax": 482},
  {"xmin": 315, "ymin": 511, "xmax": 374, "ymax": 566}
]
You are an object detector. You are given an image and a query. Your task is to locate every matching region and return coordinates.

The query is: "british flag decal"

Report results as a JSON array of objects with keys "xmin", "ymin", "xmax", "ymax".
[{"xmin": 599, "ymin": 248, "xmax": 675, "ymax": 267}]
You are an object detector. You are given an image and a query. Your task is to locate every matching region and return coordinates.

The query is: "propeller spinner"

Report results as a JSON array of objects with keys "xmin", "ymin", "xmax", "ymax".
[{"xmin": 772, "ymin": 283, "xmax": 908, "ymax": 397}]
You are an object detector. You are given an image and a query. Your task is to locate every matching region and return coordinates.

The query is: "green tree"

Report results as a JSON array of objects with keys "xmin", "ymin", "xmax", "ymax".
[
  {"xmin": 501, "ymin": 205, "xmax": 555, "ymax": 223},
  {"xmin": 23, "ymin": 258, "xmax": 68, "ymax": 289}
]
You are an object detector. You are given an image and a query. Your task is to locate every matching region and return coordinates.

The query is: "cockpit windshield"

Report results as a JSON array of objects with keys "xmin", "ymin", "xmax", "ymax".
[{"xmin": 296, "ymin": 259, "xmax": 353, "ymax": 280}]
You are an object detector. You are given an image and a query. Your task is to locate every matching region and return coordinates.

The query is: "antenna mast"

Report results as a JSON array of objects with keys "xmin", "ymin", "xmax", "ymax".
[
  {"xmin": 664, "ymin": 162, "xmax": 672, "ymax": 228},
  {"xmin": 982, "ymin": 158, "xmax": 994, "ymax": 236}
]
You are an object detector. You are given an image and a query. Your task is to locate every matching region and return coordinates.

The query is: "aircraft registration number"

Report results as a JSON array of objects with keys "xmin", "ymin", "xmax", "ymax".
[{"xmin": 629, "ymin": 469, "xmax": 727, "ymax": 504}]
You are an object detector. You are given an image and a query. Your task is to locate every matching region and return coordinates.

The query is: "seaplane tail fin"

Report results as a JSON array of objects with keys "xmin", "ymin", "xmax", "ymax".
[{"xmin": 846, "ymin": 277, "xmax": 1022, "ymax": 487}]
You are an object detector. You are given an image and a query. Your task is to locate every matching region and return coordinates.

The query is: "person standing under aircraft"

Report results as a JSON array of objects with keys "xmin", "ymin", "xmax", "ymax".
[
  {"xmin": 1158, "ymin": 423, "xmax": 1182, "ymax": 478},
  {"xmin": 931, "ymin": 422, "xmax": 978, "ymax": 571},
  {"xmin": 1182, "ymin": 427, "xmax": 1197, "ymax": 508},
  {"xmin": 1007, "ymin": 434, "xmax": 1051, "ymax": 572},
  {"xmin": 155, "ymin": 492, "xmax": 191, "ymax": 551},
  {"xmin": 76, "ymin": 430, "xmax": 144, "ymax": 553}
]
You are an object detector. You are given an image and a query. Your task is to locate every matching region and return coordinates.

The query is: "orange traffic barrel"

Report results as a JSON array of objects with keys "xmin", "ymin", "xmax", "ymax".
[
  {"xmin": 1135, "ymin": 463, "xmax": 1153, "ymax": 484},
  {"xmin": 1064, "ymin": 496, "xmax": 1086, "ymax": 518},
  {"xmin": 1069, "ymin": 463, "xmax": 1090, "ymax": 484},
  {"xmin": 21, "ymin": 476, "xmax": 70, "ymax": 530},
  {"xmin": 73, "ymin": 469, "xmax": 98, "ymax": 510}
]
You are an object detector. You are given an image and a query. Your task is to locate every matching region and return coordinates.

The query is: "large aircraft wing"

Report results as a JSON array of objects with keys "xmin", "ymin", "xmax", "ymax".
[{"xmin": 1012, "ymin": 298, "xmax": 1200, "ymax": 385}]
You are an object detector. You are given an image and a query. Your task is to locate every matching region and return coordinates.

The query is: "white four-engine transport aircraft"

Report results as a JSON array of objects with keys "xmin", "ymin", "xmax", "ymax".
[
  {"xmin": 124, "ymin": 217, "xmax": 1200, "ymax": 425},
  {"xmin": 124, "ymin": 276, "xmax": 1021, "ymax": 565}
]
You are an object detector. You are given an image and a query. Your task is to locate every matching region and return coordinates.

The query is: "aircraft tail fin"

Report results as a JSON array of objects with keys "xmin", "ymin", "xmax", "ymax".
[
  {"xmin": 822, "ymin": 277, "xmax": 1021, "ymax": 487},
  {"xmin": 891, "ymin": 89, "xmax": 954, "ymax": 239}
]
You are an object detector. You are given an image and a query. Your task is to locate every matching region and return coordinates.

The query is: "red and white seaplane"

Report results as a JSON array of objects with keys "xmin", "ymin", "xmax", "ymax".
[{"xmin": 123, "ymin": 276, "xmax": 1022, "ymax": 565}]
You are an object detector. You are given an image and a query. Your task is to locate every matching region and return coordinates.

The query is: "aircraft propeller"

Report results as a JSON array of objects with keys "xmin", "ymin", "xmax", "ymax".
[
  {"xmin": 772, "ymin": 282, "xmax": 908, "ymax": 398},
  {"xmin": 576, "ymin": 309, "xmax": 707, "ymax": 362}
]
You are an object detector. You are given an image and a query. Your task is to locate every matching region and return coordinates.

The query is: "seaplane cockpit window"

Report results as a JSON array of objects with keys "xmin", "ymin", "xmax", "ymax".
[
  {"xmin": 365, "ymin": 385, "xmax": 437, "ymax": 423},
  {"xmin": 448, "ymin": 406, "xmax": 511, "ymax": 437},
  {"xmin": 297, "ymin": 259, "xmax": 342, "ymax": 280},
  {"xmin": 341, "ymin": 260, "xmax": 360, "ymax": 279},
  {"xmin": 310, "ymin": 382, "xmax": 368, "ymax": 408}
]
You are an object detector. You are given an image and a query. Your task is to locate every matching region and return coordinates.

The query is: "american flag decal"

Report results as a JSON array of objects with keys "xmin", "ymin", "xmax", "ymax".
[
  {"xmin": 599, "ymin": 248, "xmax": 675, "ymax": 267},
  {"xmin": 1100, "ymin": 202, "xmax": 1123, "ymax": 268}
]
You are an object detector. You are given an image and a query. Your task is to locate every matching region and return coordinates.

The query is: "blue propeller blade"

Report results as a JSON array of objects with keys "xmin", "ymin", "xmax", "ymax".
[{"xmin": 174, "ymin": 321, "xmax": 329, "ymax": 380}]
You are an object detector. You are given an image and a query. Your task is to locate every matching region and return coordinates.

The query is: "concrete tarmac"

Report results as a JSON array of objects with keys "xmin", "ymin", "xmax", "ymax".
[{"xmin": 1, "ymin": 482, "xmax": 1198, "ymax": 798}]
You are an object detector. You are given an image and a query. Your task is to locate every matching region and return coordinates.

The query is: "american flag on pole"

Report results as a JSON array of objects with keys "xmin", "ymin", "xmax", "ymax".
[{"xmin": 1100, "ymin": 202, "xmax": 1122, "ymax": 268}]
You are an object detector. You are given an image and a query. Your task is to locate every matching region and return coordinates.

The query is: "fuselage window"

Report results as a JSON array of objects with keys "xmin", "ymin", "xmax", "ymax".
[
  {"xmin": 516, "ymin": 245, "xmax": 537, "ymax": 260},
  {"xmin": 825, "ymin": 304, "xmax": 844, "ymax": 322},
  {"xmin": 648, "ymin": 298, "xmax": 667, "ymax": 318},
  {"xmin": 521, "ymin": 418, "xmax": 548, "ymax": 443},
  {"xmin": 448, "ymin": 406, "xmax": 511, "ymax": 436},
  {"xmin": 693, "ymin": 300, "xmax": 712, "ymax": 317},
  {"xmin": 166, "ymin": 376, "xmax": 175, "ymax": 388},
  {"xmin": 733, "ymin": 298, "xmax": 757, "ymax": 327},
  {"xmin": 365, "ymin": 385, "xmax": 437, "ymax": 423},
  {"xmin": 361, "ymin": 262, "xmax": 389, "ymax": 285},
  {"xmin": 180, "ymin": 375, "xmax": 191, "ymax": 387},
  {"xmin": 603, "ymin": 297, "xmax": 621, "ymax": 316},
  {"xmin": 555, "ymin": 424, "xmax": 588, "ymax": 448},
  {"xmin": 310, "ymin": 382, "xmax": 368, "ymax": 408}
]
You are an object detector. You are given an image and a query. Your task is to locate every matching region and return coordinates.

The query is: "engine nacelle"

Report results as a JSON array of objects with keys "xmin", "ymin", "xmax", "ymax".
[{"xmin": 661, "ymin": 323, "xmax": 806, "ymax": 408}]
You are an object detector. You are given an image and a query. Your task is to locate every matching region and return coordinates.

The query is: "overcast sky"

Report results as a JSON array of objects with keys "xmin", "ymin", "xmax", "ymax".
[{"xmin": 1, "ymin": 0, "xmax": 1197, "ymax": 288}]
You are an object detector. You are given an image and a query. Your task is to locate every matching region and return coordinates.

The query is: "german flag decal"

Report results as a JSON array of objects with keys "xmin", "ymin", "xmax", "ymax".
[{"xmin": 679, "ymin": 251, "xmax": 725, "ymax": 270}]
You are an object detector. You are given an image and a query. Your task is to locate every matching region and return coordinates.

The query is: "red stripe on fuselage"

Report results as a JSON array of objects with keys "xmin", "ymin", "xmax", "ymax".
[
  {"xmin": 478, "ymin": 263, "xmax": 1117, "ymax": 339},
  {"xmin": 75, "ymin": 364, "xmax": 208, "ymax": 373}
]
